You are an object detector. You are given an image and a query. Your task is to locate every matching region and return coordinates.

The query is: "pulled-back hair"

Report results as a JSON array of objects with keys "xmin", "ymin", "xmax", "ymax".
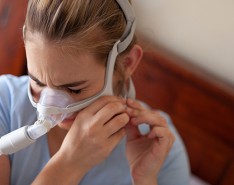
[{"xmin": 24, "ymin": 0, "xmax": 136, "ymax": 59}]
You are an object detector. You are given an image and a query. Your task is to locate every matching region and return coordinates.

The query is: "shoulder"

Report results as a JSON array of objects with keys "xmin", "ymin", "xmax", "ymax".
[
  {"xmin": 0, "ymin": 75, "xmax": 35, "ymax": 133},
  {"xmin": 0, "ymin": 75, "xmax": 29, "ymax": 108},
  {"xmin": 0, "ymin": 74, "xmax": 29, "ymax": 113},
  {"xmin": 0, "ymin": 75, "xmax": 29, "ymax": 92},
  {"xmin": 0, "ymin": 75, "xmax": 28, "ymax": 110}
]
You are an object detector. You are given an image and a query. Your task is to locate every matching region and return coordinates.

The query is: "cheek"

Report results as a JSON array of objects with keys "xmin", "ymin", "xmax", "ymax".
[{"xmin": 71, "ymin": 71, "xmax": 106, "ymax": 102}]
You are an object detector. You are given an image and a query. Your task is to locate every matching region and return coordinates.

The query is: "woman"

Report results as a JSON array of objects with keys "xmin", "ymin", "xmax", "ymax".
[{"xmin": 0, "ymin": 0, "xmax": 190, "ymax": 184}]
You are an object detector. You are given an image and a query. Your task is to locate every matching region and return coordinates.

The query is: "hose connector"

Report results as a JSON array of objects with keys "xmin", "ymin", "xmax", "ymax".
[{"xmin": 0, "ymin": 126, "xmax": 34, "ymax": 155}]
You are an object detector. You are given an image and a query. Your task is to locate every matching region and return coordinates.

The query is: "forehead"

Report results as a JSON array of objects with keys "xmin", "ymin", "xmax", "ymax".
[
  {"xmin": 25, "ymin": 32, "xmax": 105, "ymax": 85},
  {"xmin": 25, "ymin": 31, "xmax": 86, "ymax": 57},
  {"xmin": 25, "ymin": 31, "xmax": 101, "ymax": 65}
]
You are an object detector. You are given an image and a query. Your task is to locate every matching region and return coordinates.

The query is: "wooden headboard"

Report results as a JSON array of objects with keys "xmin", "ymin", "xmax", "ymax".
[
  {"xmin": 133, "ymin": 42, "xmax": 234, "ymax": 185},
  {"xmin": 0, "ymin": 0, "xmax": 27, "ymax": 76}
]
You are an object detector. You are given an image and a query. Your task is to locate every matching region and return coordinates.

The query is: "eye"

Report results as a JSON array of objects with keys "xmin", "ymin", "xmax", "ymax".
[
  {"xmin": 31, "ymin": 79, "xmax": 45, "ymax": 88},
  {"xmin": 67, "ymin": 88, "xmax": 82, "ymax": 94},
  {"xmin": 36, "ymin": 81, "xmax": 46, "ymax": 87}
]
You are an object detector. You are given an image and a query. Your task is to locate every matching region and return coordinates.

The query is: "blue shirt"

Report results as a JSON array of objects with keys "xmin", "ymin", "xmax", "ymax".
[{"xmin": 0, "ymin": 75, "xmax": 190, "ymax": 185}]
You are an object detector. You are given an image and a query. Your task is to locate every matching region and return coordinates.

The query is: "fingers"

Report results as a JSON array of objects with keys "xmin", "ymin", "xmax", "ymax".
[
  {"xmin": 127, "ymin": 99, "xmax": 144, "ymax": 110},
  {"xmin": 77, "ymin": 96, "xmax": 127, "ymax": 129},
  {"xmin": 129, "ymin": 109, "xmax": 168, "ymax": 128},
  {"xmin": 95, "ymin": 101, "xmax": 127, "ymax": 125},
  {"xmin": 77, "ymin": 96, "xmax": 129, "ymax": 139},
  {"xmin": 148, "ymin": 127, "xmax": 175, "ymax": 141},
  {"xmin": 84, "ymin": 96, "xmax": 126, "ymax": 115},
  {"xmin": 148, "ymin": 127, "xmax": 176, "ymax": 155},
  {"xmin": 126, "ymin": 99, "xmax": 144, "ymax": 117},
  {"xmin": 126, "ymin": 99, "xmax": 167, "ymax": 127},
  {"xmin": 125, "ymin": 123, "xmax": 141, "ymax": 141},
  {"xmin": 104, "ymin": 113, "xmax": 130, "ymax": 138},
  {"xmin": 106, "ymin": 127, "xmax": 126, "ymax": 152},
  {"xmin": 126, "ymin": 98, "xmax": 172, "ymax": 142}
]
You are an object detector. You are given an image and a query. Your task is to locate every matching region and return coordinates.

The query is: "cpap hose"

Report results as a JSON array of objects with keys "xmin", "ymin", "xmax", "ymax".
[{"xmin": 0, "ymin": 88, "xmax": 74, "ymax": 155}]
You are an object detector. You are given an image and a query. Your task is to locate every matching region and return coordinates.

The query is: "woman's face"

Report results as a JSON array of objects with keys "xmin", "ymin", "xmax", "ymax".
[{"xmin": 25, "ymin": 33, "xmax": 106, "ymax": 130}]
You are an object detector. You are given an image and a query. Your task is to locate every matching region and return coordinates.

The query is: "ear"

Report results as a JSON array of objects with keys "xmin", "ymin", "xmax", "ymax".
[{"xmin": 122, "ymin": 44, "xmax": 143, "ymax": 79}]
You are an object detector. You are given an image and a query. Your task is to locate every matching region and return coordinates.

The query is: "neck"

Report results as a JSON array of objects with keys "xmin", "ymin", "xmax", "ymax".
[{"xmin": 47, "ymin": 126, "xmax": 68, "ymax": 157}]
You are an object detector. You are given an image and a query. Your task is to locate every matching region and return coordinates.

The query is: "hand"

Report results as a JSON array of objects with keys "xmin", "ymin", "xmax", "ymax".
[
  {"xmin": 59, "ymin": 96, "xmax": 129, "ymax": 173},
  {"xmin": 125, "ymin": 99, "xmax": 175, "ymax": 185}
]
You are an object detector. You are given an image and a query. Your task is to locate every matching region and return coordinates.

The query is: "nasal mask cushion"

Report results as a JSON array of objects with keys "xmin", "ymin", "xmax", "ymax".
[{"xmin": 36, "ymin": 88, "xmax": 74, "ymax": 123}]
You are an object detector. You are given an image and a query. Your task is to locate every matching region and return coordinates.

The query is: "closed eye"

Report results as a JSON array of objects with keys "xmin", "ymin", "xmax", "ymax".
[
  {"xmin": 33, "ymin": 80, "xmax": 82, "ymax": 94},
  {"xmin": 67, "ymin": 88, "xmax": 82, "ymax": 94},
  {"xmin": 35, "ymin": 81, "xmax": 46, "ymax": 87}
]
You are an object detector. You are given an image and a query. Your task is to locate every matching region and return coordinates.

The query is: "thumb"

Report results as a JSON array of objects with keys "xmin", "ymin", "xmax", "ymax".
[{"xmin": 125, "ymin": 121, "xmax": 141, "ymax": 141}]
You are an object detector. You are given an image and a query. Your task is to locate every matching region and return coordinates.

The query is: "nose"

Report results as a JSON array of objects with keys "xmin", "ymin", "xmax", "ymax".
[
  {"xmin": 36, "ymin": 88, "xmax": 75, "ymax": 125},
  {"xmin": 39, "ymin": 87, "xmax": 74, "ymax": 108}
]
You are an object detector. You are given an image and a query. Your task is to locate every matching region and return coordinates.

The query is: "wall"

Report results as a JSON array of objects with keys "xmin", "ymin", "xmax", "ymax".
[{"xmin": 132, "ymin": 0, "xmax": 234, "ymax": 85}]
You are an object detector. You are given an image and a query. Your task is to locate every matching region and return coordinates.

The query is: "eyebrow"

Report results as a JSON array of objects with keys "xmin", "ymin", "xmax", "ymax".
[{"xmin": 28, "ymin": 72, "xmax": 87, "ymax": 88}]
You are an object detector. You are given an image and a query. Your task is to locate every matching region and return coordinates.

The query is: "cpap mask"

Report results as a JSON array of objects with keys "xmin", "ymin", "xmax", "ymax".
[{"xmin": 0, "ymin": 0, "xmax": 137, "ymax": 155}]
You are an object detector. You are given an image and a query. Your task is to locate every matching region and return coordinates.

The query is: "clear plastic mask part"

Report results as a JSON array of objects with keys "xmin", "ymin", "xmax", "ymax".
[
  {"xmin": 26, "ymin": 88, "xmax": 76, "ymax": 140},
  {"xmin": 37, "ymin": 88, "xmax": 75, "ymax": 126}
]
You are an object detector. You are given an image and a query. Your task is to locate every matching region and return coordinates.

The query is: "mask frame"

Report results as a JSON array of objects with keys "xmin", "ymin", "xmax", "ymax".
[{"xmin": 28, "ymin": 0, "xmax": 137, "ymax": 115}]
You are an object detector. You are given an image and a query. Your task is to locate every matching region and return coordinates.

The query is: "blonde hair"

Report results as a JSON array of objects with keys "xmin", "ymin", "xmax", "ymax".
[{"xmin": 24, "ymin": 0, "xmax": 136, "ymax": 59}]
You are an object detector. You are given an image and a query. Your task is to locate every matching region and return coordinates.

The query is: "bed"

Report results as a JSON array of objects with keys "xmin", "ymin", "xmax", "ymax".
[{"xmin": 1, "ymin": 1, "xmax": 234, "ymax": 184}]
